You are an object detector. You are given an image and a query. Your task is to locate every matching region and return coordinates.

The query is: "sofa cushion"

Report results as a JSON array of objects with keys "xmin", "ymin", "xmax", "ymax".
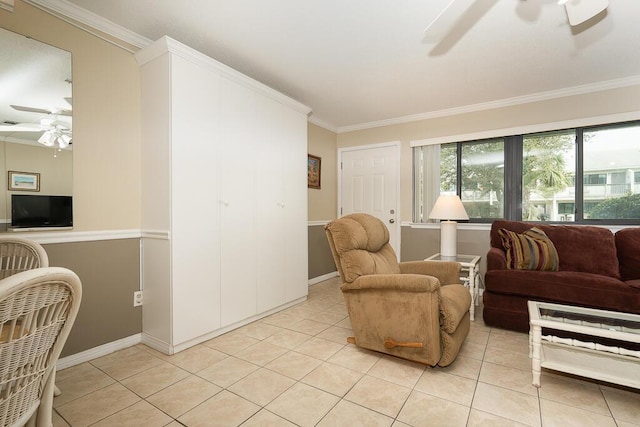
[
  {"xmin": 484, "ymin": 270, "xmax": 640, "ymax": 315},
  {"xmin": 498, "ymin": 227, "xmax": 559, "ymax": 271},
  {"xmin": 616, "ymin": 227, "xmax": 640, "ymax": 281},
  {"xmin": 625, "ymin": 279, "xmax": 640, "ymax": 290},
  {"xmin": 491, "ymin": 220, "xmax": 620, "ymax": 279}
]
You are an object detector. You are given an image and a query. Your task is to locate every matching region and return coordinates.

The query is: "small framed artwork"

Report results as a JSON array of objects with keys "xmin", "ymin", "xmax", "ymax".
[
  {"xmin": 308, "ymin": 154, "xmax": 321, "ymax": 189},
  {"xmin": 8, "ymin": 171, "xmax": 40, "ymax": 192}
]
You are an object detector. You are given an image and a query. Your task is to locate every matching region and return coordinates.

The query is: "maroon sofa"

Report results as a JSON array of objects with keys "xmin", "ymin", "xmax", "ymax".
[{"xmin": 483, "ymin": 220, "xmax": 640, "ymax": 332}]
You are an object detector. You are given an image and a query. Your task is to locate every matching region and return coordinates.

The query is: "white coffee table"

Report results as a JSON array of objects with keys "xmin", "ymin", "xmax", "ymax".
[
  {"xmin": 425, "ymin": 253, "xmax": 481, "ymax": 321},
  {"xmin": 528, "ymin": 301, "xmax": 640, "ymax": 389}
]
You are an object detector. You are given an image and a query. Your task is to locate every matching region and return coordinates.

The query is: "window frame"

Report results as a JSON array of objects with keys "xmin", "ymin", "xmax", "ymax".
[{"xmin": 413, "ymin": 120, "xmax": 640, "ymax": 226}]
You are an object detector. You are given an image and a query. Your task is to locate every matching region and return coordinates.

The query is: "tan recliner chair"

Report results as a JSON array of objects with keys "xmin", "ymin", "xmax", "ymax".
[{"xmin": 325, "ymin": 213, "xmax": 471, "ymax": 367}]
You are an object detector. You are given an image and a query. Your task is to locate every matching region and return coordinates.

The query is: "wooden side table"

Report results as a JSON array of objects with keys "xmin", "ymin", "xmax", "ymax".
[{"xmin": 425, "ymin": 253, "xmax": 481, "ymax": 321}]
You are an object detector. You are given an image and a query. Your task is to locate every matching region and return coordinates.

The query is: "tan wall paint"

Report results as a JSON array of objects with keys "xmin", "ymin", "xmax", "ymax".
[
  {"xmin": 44, "ymin": 239, "xmax": 141, "ymax": 357},
  {"xmin": 307, "ymin": 123, "xmax": 337, "ymax": 221},
  {"xmin": 1, "ymin": 0, "xmax": 141, "ymax": 231},
  {"xmin": 337, "ymin": 85, "xmax": 640, "ymax": 222},
  {"xmin": 401, "ymin": 226, "xmax": 491, "ymax": 276},
  {"xmin": 308, "ymin": 225, "xmax": 336, "ymax": 279}
]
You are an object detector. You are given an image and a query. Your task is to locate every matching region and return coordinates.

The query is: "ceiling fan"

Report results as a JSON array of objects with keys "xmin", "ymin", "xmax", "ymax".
[
  {"xmin": 0, "ymin": 97, "xmax": 73, "ymax": 148},
  {"xmin": 425, "ymin": 0, "xmax": 610, "ymax": 42},
  {"xmin": 0, "ymin": 116, "xmax": 72, "ymax": 149}
]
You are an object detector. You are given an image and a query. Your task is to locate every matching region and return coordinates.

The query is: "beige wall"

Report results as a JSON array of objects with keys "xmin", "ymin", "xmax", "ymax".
[
  {"xmin": 307, "ymin": 123, "xmax": 337, "ymax": 221},
  {"xmin": 0, "ymin": 1, "xmax": 143, "ymax": 356},
  {"xmin": 1, "ymin": 0, "xmax": 142, "ymax": 231},
  {"xmin": 337, "ymin": 86, "xmax": 640, "ymax": 222}
]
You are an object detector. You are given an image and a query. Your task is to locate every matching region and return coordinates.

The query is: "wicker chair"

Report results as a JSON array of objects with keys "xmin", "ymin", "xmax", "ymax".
[
  {"xmin": 0, "ymin": 237, "xmax": 63, "ymax": 400},
  {"xmin": 0, "ymin": 267, "xmax": 82, "ymax": 427},
  {"xmin": 0, "ymin": 238, "xmax": 49, "ymax": 280}
]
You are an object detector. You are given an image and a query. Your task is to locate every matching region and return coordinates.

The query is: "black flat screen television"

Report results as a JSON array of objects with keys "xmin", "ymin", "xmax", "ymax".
[{"xmin": 11, "ymin": 195, "xmax": 73, "ymax": 228}]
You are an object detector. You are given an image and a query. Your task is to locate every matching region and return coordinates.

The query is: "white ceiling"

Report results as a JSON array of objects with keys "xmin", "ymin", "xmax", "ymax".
[
  {"xmin": 26, "ymin": 0, "xmax": 640, "ymax": 131},
  {"xmin": 0, "ymin": 26, "xmax": 72, "ymax": 144}
]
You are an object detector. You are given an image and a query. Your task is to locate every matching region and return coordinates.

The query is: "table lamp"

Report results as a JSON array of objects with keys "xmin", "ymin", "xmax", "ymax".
[{"xmin": 428, "ymin": 195, "xmax": 469, "ymax": 258}]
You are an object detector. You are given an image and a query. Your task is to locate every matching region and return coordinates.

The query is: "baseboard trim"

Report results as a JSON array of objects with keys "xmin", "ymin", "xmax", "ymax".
[
  {"xmin": 308, "ymin": 271, "xmax": 339, "ymax": 286},
  {"xmin": 141, "ymin": 333, "xmax": 171, "ymax": 355},
  {"xmin": 142, "ymin": 296, "xmax": 309, "ymax": 355},
  {"xmin": 56, "ymin": 334, "xmax": 143, "ymax": 370}
]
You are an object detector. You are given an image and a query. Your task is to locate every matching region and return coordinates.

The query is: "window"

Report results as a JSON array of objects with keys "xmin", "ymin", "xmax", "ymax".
[
  {"xmin": 583, "ymin": 124, "xmax": 640, "ymax": 220},
  {"xmin": 460, "ymin": 139, "xmax": 504, "ymax": 219},
  {"xmin": 522, "ymin": 130, "xmax": 575, "ymax": 222},
  {"xmin": 413, "ymin": 121, "xmax": 640, "ymax": 224},
  {"xmin": 584, "ymin": 174, "xmax": 606, "ymax": 185}
]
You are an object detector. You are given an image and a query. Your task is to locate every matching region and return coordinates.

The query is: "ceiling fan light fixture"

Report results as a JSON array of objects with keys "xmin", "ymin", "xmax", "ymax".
[
  {"xmin": 38, "ymin": 131, "xmax": 54, "ymax": 146},
  {"xmin": 58, "ymin": 134, "xmax": 72, "ymax": 148}
]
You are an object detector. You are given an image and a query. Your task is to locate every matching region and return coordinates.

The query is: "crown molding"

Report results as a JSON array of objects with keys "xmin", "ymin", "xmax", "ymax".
[
  {"xmin": 0, "ymin": 0, "xmax": 14, "ymax": 12},
  {"xmin": 410, "ymin": 110, "xmax": 640, "ymax": 148},
  {"xmin": 337, "ymin": 75, "xmax": 640, "ymax": 134},
  {"xmin": 135, "ymin": 36, "xmax": 311, "ymax": 116},
  {"xmin": 25, "ymin": 0, "xmax": 151, "ymax": 49},
  {"xmin": 308, "ymin": 116, "xmax": 337, "ymax": 133}
]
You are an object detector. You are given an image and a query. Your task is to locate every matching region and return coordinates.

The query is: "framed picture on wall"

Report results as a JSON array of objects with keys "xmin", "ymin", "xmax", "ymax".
[
  {"xmin": 308, "ymin": 154, "xmax": 321, "ymax": 189},
  {"xmin": 8, "ymin": 171, "xmax": 40, "ymax": 192}
]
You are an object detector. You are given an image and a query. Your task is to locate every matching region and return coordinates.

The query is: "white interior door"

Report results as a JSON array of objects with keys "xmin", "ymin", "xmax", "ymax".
[{"xmin": 340, "ymin": 143, "xmax": 400, "ymax": 255}]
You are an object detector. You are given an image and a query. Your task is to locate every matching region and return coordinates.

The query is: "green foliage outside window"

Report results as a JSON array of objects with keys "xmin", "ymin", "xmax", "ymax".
[{"xmin": 588, "ymin": 193, "xmax": 640, "ymax": 219}]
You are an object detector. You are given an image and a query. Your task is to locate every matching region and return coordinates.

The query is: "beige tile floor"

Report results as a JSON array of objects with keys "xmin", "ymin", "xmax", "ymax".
[{"xmin": 53, "ymin": 277, "xmax": 640, "ymax": 427}]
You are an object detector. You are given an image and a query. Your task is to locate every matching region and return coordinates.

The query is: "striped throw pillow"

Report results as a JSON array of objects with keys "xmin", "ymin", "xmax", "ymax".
[{"xmin": 498, "ymin": 227, "xmax": 559, "ymax": 271}]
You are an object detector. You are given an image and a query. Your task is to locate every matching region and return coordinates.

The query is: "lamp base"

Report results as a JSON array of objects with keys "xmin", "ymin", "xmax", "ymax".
[{"xmin": 440, "ymin": 221, "xmax": 458, "ymax": 258}]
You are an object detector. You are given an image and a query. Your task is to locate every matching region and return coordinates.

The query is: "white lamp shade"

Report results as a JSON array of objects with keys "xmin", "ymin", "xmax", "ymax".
[{"xmin": 428, "ymin": 195, "xmax": 469, "ymax": 220}]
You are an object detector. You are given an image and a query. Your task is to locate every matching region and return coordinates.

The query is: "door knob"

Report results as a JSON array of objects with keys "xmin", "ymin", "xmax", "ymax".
[{"xmin": 389, "ymin": 219, "xmax": 395, "ymax": 224}]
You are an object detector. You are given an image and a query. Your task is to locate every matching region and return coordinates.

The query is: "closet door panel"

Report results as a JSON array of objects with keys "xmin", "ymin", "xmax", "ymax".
[
  {"xmin": 255, "ymin": 97, "xmax": 286, "ymax": 312},
  {"xmin": 170, "ymin": 58, "xmax": 222, "ymax": 343},
  {"xmin": 219, "ymin": 78, "xmax": 257, "ymax": 326},
  {"xmin": 282, "ymin": 113, "xmax": 309, "ymax": 301}
]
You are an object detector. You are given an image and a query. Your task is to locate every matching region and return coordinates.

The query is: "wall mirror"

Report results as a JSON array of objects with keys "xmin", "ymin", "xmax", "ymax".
[{"xmin": 0, "ymin": 26, "xmax": 73, "ymax": 231}]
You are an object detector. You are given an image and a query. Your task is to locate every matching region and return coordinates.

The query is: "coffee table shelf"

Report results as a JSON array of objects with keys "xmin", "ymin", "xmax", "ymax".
[{"xmin": 528, "ymin": 301, "xmax": 640, "ymax": 389}]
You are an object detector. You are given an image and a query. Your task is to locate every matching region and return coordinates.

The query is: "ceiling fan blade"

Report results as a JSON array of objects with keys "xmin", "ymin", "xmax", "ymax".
[
  {"xmin": 10, "ymin": 104, "xmax": 72, "ymax": 116},
  {"xmin": 565, "ymin": 0, "xmax": 609, "ymax": 26},
  {"xmin": 11, "ymin": 104, "xmax": 51, "ymax": 114},
  {"xmin": 0, "ymin": 124, "xmax": 44, "ymax": 132},
  {"xmin": 424, "ymin": 0, "xmax": 476, "ymax": 42}
]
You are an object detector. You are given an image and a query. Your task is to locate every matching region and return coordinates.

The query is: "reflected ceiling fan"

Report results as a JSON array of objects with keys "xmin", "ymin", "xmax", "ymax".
[
  {"xmin": 0, "ymin": 116, "xmax": 72, "ymax": 149},
  {"xmin": 425, "ymin": 0, "xmax": 610, "ymax": 41},
  {"xmin": 1, "ymin": 98, "xmax": 73, "ymax": 148}
]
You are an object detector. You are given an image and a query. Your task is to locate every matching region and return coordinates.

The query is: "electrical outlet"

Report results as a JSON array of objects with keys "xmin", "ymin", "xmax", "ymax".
[{"xmin": 133, "ymin": 291, "xmax": 143, "ymax": 307}]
